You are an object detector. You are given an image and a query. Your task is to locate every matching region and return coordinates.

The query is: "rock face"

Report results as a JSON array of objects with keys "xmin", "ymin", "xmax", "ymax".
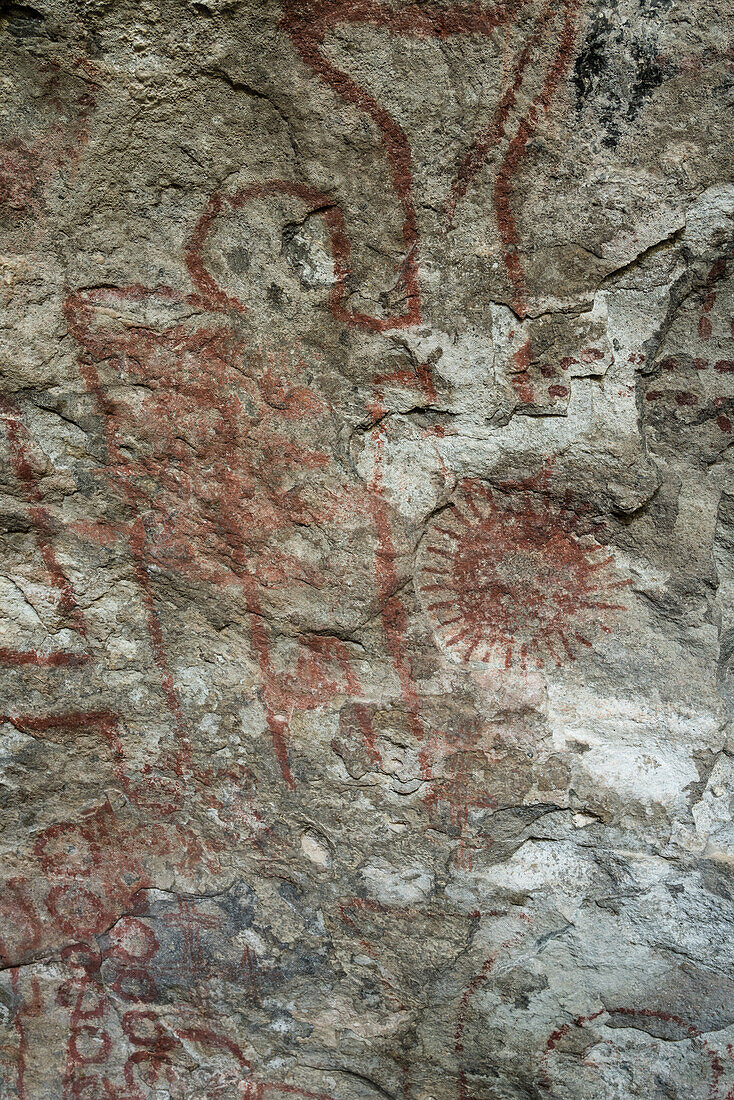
[{"xmin": 0, "ymin": 0, "xmax": 732, "ymax": 1096}]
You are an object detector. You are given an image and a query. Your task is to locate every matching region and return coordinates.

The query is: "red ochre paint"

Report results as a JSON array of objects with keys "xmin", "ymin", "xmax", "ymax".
[
  {"xmin": 64, "ymin": 283, "xmax": 382, "ymax": 786},
  {"xmin": 418, "ymin": 472, "xmax": 630, "ymax": 669},
  {"xmin": 186, "ymin": 178, "xmax": 419, "ymax": 330},
  {"xmin": 454, "ymin": 913, "xmax": 532, "ymax": 1100},
  {"xmin": 280, "ymin": 0, "xmax": 580, "ymax": 318},
  {"xmin": 0, "ymin": 85, "xmax": 94, "ymax": 220},
  {"xmin": 540, "ymin": 1008, "xmax": 726, "ymax": 1097}
]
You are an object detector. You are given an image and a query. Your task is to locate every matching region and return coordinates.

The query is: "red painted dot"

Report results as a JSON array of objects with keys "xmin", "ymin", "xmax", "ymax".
[
  {"xmin": 699, "ymin": 316, "xmax": 713, "ymax": 339},
  {"xmin": 675, "ymin": 391, "xmax": 698, "ymax": 406},
  {"xmin": 717, "ymin": 415, "xmax": 732, "ymax": 433},
  {"xmin": 548, "ymin": 384, "xmax": 569, "ymax": 398}
]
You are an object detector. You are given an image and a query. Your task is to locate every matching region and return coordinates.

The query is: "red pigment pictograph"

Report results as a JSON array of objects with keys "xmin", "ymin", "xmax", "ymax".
[
  {"xmin": 0, "ymin": 62, "xmax": 95, "ymax": 221},
  {"xmin": 187, "ymin": 178, "xmax": 437, "ymax": 749},
  {"xmin": 0, "ymin": 799, "xmax": 215, "ymax": 965},
  {"xmin": 417, "ymin": 472, "xmax": 630, "ymax": 669},
  {"xmin": 540, "ymin": 1008, "xmax": 727, "ymax": 1098},
  {"xmin": 101, "ymin": 901, "xmax": 252, "ymax": 1098},
  {"xmin": 57, "ymin": 941, "xmax": 121, "ymax": 1099},
  {"xmin": 63, "ymin": 281, "xmax": 382, "ymax": 785},
  {"xmin": 418, "ymin": 722, "xmax": 497, "ymax": 870},
  {"xmin": 453, "ymin": 912, "xmax": 532, "ymax": 1100},
  {"xmin": 66, "ymin": 163, "xmax": 442, "ymax": 782},
  {"xmin": 280, "ymin": 0, "xmax": 581, "ymax": 316},
  {"xmin": 5, "ymin": 709, "xmax": 264, "ymax": 853},
  {"xmin": 53, "ymin": 909, "xmax": 253, "ymax": 1099},
  {"xmin": 507, "ymin": 339, "xmax": 605, "ymax": 411},
  {"xmin": 0, "ymin": 397, "xmax": 91, "ymax": 667},
  {"xmin": 5, "ymin": 968, "xmax": 42, "ymax": 1100},
  {"xmin": 48, "ymin": 888, "xmax": 339, "ymax": 1098},
  {"xmin": 2, "ymin": 866, "xmax": 262, "ymax": 1095},
  {"xmin": 187, "ymin": 179, "xmax": 410, "ymax": 331},
  {"xmin": 0, "ymin": 712, "xmax": 238, "ymax": 1002},
  {"xmin": 643, "ymin": 258, "xmax": 734, "ymax": 439}
]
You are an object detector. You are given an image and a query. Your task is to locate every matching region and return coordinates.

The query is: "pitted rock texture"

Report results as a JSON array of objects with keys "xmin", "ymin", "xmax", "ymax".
[{"xmin": 0, "ymin": 0, "xmax": 733, "ymax": 1097}]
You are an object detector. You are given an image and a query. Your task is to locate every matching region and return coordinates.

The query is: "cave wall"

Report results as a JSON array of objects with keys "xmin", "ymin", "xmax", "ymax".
[{"xmin": 0, "ymin": 0, "xmax": 733, "ymax": 1096}]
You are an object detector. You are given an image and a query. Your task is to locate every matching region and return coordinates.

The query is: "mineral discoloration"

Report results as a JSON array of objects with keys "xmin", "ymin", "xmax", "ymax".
[{"xmin": 1, "ymin": 0, "xmax": 733, "ymax": 1096}]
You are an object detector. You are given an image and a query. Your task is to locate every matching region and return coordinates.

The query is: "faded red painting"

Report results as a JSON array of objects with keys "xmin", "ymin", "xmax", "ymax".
[
  {"xmin": 63, "ymin": 281, "xmax": 388, "ymax": 784},
  {"xmin": 541, "ymin": 1009, "xmax": 728, "ymax": 1098},
  {"xmin": 280, "ymin": 0, "xmax": 581, "ymax": 316},
  {"xmin": 417, "ymin": 473, "xmax": 630, "ymax": 668},
  {"xmin": 0, "ymin": 62, "xmax": 94, "ymax": 224}
]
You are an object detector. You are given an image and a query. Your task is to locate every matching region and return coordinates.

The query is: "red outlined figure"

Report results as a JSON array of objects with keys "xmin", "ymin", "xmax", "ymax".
[
  {"xmin": 540, "ymin": 1008, "xmax": 726, "ymax": 1098},
  {"xmin": 123, "ymin": 1019, "xmax": 251, "ymax": 1099},
  {"xmin": 0, "ymin": 713, "xmax": 224, "ymax": 974},
  {"xmin": 56, "ymin": 942, "xmax": 119, "ymax": 1100},
  {"xmin": 417, "ymin": 472, "xmax": 630, "ymax": 669},
  {"xmin": 63, "ymin": 281, "xmax": 382, "ymax": 785},
  {"xmin": 7, "ymin": 969, "xmax": 42, "ymax": 1100},
  {"xmin": 280, "ymin": 0, "xmax": 581, "ymax": 316},
  {"xmin": 187, "ymin": 179, "xmax": 413, "ymax": 331},
  {"xmin": 117, "ymin": 933, "xmax": 254, "ymax": 1097},
  {"xmin": 104, "ymin": 916, "xmax": 160, "ymax": 1007},
  {"xmin": 358, "ymin": 359, "xmax": 447, "ymax": 744},
  {"xmin": 367, "ymin": 441, "xmax": 426, "ymax": 741},
  {"xmin": 0, "ymin": 397, "xmax": 90, "ymax": 667},
  {"xmin": 83, "ymin": 900, "xmax": 255, "ymax": 1097},
  {"xmin": 63, "ymin": 178, "xmax": 441, "ymax": 784},
  {"xmin": 109, "ymin": 895, "xmax": 256, "ymax": 1098}
]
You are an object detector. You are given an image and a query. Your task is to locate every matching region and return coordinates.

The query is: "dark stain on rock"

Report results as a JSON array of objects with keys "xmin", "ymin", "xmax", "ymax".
[
  {"xmin": 2, "ymin": 3, "xmax": 46, "ymax": 37},
  {"xmin": 573, "ymin": 3, "xmax": 667, "ymax": 147},
  {"xmin": 227, "ymin": 245, "xmax": 251, "ymax": 275}
]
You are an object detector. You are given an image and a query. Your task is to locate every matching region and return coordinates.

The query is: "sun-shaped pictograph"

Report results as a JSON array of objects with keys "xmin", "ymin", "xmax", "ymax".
[{"xmin": 417, "ymin": 476, "xmax": 631, "ymax": 669}]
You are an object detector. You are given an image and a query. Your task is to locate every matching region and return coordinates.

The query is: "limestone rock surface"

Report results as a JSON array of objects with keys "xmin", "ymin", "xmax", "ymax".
[{"xmin": 0, "ymin": 0, "xmax": 733, "ymax": 1096}]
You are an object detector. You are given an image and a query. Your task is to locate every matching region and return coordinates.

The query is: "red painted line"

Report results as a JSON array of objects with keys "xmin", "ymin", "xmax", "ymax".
[{"xmin": 0, "ymin": 397, "xmax": 91, "ymax": 663}]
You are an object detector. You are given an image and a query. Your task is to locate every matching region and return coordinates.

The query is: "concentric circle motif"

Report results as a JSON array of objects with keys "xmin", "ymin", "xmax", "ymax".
[{"xmin": 417, "ymin": 478, "xmax": 630, "ymax": 669}]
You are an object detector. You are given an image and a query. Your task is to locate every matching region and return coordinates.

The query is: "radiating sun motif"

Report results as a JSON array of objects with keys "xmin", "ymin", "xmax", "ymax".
[{"xmin": 417, "ymin": 476, "xmax": 630, "ymax": 669}]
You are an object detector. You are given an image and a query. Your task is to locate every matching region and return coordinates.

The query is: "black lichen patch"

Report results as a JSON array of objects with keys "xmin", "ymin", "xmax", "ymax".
[{"xmin": 573, "ymin": 2, "xmax": 668, "ymax": 147}]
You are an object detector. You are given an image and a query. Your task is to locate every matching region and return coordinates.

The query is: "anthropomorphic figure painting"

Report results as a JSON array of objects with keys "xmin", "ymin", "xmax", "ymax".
[{"xmin": 1, "ymin": 0, "xmax": 733, "ymax": 1096}]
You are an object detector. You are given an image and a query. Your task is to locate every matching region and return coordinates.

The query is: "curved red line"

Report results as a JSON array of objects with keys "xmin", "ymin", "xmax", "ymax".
[{"xmin": 185, "ymin": 179, "xmax": 417, "ymax": 331}]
